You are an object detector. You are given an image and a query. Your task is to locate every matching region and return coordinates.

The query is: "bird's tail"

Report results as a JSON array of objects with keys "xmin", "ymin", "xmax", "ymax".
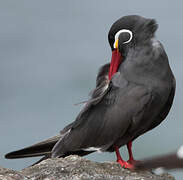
[
  {"xmin": 5, "ymin": 122, "xmax": 94, "ymax": 165},
  {"xmin": 5, "ymin": 135, "xmax": 61, "ymax": 159}
]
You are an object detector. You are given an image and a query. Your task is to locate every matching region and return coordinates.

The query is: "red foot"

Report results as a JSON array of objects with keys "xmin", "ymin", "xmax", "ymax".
[
  {"xmin": 117, "ymin": 159, "xmax": 134, "ymax": 169},
  {"xmin": 115, "ymin": 146, "xmax": 134, "ymax": 169},
  {"xmin": 127, "ymin": 141, "xmax": 140, "ymax": 166}
]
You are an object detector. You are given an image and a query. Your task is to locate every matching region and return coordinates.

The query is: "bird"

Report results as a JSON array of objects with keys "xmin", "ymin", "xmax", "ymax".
[{"xmin": 5, "ymin": 15, "xmax": 176, "ymax": 169}]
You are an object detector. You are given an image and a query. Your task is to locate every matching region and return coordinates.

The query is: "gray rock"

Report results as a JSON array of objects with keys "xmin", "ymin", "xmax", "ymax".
[{"xmin": 0, "ymin": 155, "xmax": 174, "ymax": 180}]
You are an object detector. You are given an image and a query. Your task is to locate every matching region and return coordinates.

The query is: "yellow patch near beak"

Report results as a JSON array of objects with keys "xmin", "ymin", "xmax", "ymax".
[{"xmin": 114, "ymin": 39, "xmax": 119, "ymax": 49}]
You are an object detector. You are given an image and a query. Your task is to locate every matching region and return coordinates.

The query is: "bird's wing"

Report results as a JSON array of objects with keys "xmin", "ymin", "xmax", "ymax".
[
  {"xmin": 4, "ymin": 63, "xmax": 110, "ymax": 159},
  {"xmin": 5, "ymin": 120, "xmax": 75, "ymax": 159},
  {"xmin": 52, "ymin": 71, "xmax": 158, "ymax": 157},
  {"xmin": 89, "ymin": 63, "xmax": 110, "ymax": 98},
  {"xmin": 5, "ymin": 134, "xmax": 61, "ymax": 159},
  {"xmin": 68, "ymin": 63, "xmax": 111, "ymax": 131}
]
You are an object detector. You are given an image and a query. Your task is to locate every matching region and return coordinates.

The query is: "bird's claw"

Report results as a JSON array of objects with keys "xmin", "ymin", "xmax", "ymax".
[{"xmin": 117, "ymin": 159, "xmax": 134, "ymax": 169}]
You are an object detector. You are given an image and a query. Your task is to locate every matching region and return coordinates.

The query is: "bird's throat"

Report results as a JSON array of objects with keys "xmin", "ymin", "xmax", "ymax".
[{"xmin": 108, "ymin": 49, "xmax": 122, "ymax": 80}]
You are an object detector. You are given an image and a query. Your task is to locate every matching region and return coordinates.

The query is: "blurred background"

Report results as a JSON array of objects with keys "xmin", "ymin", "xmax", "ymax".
[{"xmin": 0, "ymin": 0, "xmax": 183, "ymax": 179}]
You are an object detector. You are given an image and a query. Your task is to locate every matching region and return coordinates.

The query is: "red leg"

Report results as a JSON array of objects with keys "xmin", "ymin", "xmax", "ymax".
[
  {"xmin": 115, "ymin": 146, "xmax": 133, "ymax": 169},
  {"xmin": 127, "ymin": 141, "xmax": 138, "ymax": 165}
]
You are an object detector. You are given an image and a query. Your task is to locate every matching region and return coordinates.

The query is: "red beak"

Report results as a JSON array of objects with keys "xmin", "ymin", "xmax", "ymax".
[{"xmin": 108, "ymin": 49, "xmax": 123, "ymax": 80}]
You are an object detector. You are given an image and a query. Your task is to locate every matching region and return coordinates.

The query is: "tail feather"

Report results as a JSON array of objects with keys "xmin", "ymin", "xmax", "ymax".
[
  {"xmin": 5, "ymin": 135, "xmax": 61, "ymax": 159},
  {"xmin": 5, "ymin": 123, "xmax": 95, "ymax": 164}
]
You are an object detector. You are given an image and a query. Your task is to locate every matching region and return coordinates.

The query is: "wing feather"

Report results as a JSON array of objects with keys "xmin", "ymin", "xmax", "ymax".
[{"xmin": 52, "ymin": 82, "xmax": 156, "ymax": 157}]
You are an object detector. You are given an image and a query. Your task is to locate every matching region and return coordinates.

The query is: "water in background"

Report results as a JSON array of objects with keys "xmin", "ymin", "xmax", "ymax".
[{"xmin": 0, "ymin": 1, "xmax": 183, "ymax": 179}]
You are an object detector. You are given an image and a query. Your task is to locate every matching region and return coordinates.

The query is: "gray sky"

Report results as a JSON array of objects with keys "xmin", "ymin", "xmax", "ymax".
[{"xmin": 0, "ymin": 1, "xmax": 183, "ymax": 179}]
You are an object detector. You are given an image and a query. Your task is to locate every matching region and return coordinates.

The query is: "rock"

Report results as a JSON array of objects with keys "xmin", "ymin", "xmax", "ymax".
[
  {"xmin": 0, "ymin": 167, "xmax": 24, "ymax": 180},
  {"xmin": 0, "ymin": 155, "xmax": 174, "ymax": 180}
]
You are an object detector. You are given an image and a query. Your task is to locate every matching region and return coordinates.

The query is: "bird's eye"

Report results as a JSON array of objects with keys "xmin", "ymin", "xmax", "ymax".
[{"xmin": 113, "ymin": 29, "xmax": 133, "ymax": 49}]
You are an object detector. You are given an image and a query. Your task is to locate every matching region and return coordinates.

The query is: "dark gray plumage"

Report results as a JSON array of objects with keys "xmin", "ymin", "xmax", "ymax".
[{"xmin": 5, "ymin": 15, "xmax": 176, "ymax": 168}]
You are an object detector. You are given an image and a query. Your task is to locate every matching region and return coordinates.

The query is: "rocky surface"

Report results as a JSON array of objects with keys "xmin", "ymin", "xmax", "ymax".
[{"xmin": 0, "ymin": 155, "xmax": 174, "ymax": 180}]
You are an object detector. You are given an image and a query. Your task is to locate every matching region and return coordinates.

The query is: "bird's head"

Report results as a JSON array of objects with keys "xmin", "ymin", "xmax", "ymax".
[{"xmin": 108, "ymin": 15, "xmax": 158, "ymax": 80}]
